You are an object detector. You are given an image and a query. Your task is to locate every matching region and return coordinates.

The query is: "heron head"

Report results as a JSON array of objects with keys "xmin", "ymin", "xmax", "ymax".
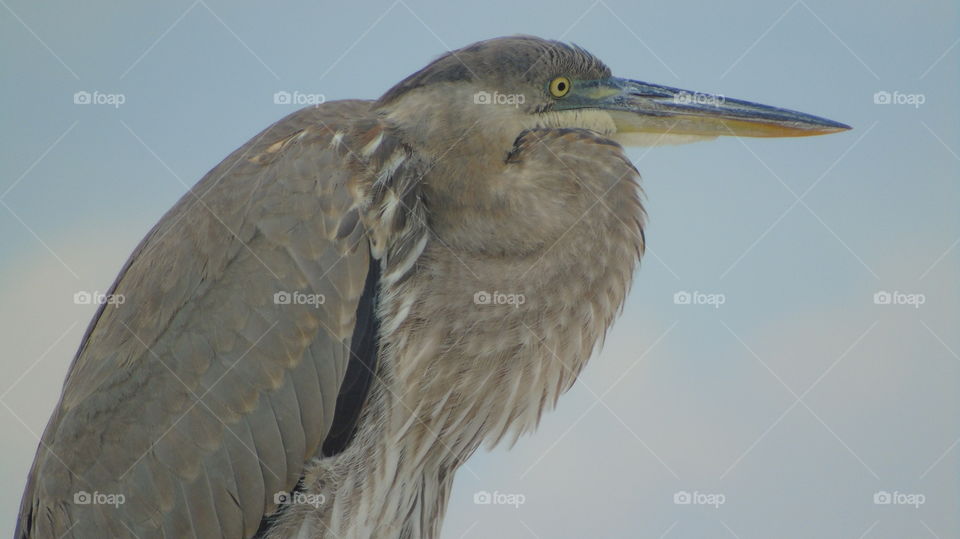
[{"xmin": 376, "ymin": 35, "xmax": 850, "ymax": 155}]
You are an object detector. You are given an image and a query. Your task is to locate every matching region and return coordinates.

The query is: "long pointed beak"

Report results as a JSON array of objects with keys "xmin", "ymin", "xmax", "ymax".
[{"xmin": 559, "ymin": 77, "xmax": 851, "ymax": 138}]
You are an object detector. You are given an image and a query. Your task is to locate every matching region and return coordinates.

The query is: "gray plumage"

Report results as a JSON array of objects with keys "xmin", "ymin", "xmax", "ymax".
[{"xmin": 17, "ymin": 35, "xmax": 848, "ymax": 538}]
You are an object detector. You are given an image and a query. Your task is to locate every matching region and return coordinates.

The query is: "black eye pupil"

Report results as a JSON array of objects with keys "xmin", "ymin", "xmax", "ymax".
[{"xmin": 557, "ymin": 82, "xmax": 566, "ymax": 91}]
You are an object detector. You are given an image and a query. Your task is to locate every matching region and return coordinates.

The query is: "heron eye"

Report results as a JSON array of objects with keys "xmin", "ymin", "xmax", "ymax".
[{"xmin": 549, "ymin": 76, "xmax": 571, "ymax": 98}]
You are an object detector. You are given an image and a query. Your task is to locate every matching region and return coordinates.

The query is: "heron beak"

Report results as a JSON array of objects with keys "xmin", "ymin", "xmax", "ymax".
[{"xmin": 559, "ymin": 77, "xmax": 851, "ymax": 138}]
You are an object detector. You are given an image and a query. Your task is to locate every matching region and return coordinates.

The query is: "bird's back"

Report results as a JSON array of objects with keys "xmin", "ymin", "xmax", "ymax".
[{"xmin": 17, "ymin": 100, "xmax": 382, "ymax": 538}]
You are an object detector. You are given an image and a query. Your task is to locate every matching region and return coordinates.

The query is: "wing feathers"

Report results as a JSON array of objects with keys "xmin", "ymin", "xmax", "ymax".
[{"xmin": 17, "ymin": 101, "xmax": 380, "ymax": 538}]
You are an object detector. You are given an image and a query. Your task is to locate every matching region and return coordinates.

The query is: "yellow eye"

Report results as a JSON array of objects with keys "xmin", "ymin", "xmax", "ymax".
[{"xmin": 549, "ymin": 76, "xmax": 571, "ymax": 98}]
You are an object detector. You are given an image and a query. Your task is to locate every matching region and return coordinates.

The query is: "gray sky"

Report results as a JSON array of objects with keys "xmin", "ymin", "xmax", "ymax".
[{"xmin": 1, "ymin": 0, "xmax": 957, "ymax": 537}]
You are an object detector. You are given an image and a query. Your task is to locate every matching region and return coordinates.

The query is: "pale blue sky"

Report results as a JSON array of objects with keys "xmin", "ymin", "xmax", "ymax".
[{"xmin": 1, "ymin": 0, "xmax": 957, "ymax": 537}]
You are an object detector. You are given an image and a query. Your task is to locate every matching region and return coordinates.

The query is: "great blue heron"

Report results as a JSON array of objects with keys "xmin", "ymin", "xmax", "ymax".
[{"xmin": 17, "ymin": 35, "xmax": 849, "ymax": 538}]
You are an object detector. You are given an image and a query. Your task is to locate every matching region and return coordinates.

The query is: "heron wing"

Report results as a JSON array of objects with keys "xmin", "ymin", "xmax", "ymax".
[{"xmin": 16, "ymin": 101, "xmax": 379, "ymax": 538}]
